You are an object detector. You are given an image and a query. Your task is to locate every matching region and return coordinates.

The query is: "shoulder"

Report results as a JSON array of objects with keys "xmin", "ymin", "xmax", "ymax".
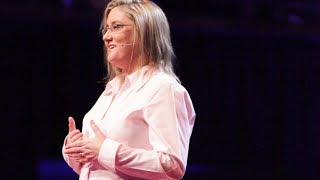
[
  {"xmin": 144, "ymin": 72, "xmax": 195, "ymax": 117},
  {"xmin": 142, "ymin": 72, "xmax": 190, "ymax": 101},
  {"xmin": 150, "ymin": 72, "xmax": 186, "ymax": 92}
]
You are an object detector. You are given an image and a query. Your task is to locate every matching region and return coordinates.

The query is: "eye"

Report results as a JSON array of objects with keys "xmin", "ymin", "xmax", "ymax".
[{"xmin": 113, "ymin": 24, "xmax": 124, "ymax": 30}]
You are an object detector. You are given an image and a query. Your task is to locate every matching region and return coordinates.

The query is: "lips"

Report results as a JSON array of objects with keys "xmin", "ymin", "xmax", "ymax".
[{"xmin": 107, "ymin": 44, "xmax": 116, "ymax": 50}]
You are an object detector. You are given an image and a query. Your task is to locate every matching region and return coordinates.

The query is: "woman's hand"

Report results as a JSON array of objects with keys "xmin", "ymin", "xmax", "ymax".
[
  {"xmin": 65, "ymin": 120, "xmax": 106, "ymax": 164},
  {"xmin": 65, "ymin": 117, "xmax": 83, "ymax": 161}
]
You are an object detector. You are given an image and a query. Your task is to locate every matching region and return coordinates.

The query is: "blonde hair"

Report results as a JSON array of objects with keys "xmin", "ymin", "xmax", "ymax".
[{"xmin": 100, "ymin": 0, "xmax": 179, "ymax": 83}]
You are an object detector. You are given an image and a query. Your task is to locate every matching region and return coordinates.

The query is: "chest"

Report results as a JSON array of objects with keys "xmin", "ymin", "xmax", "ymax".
[{"xmin": 83, "ymin": 85, "xmax": 156, "ymax": 146}]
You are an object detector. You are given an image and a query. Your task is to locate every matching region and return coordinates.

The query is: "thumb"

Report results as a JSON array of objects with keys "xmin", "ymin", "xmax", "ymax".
[
  {"xmin": 68, "ymin": 116, "xmax": 76, "ymax": 133},
  {"xmin": 90, "ymin": 120, "xmax": 105, "ymax": 138}
]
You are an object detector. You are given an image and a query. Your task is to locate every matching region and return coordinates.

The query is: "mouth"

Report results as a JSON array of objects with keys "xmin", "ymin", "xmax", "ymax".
[{"xmin": 108, "ymin": 45, "xmax": 116, "ymax": 50}]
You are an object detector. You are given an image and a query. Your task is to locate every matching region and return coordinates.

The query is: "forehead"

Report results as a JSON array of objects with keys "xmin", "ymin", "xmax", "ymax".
[{"xmin": 106, "ymin": 6, "xmax": 131, "ymax": 24}]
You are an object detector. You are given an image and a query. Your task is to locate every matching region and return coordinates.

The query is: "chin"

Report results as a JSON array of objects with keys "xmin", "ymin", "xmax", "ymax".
[
  {"xmin": 107, "ymin": 57, "xmax": 115, "ymax": 63},
  {"xmin": 108, "ymin": 60, "xmax": 123, "ymax": 69}
]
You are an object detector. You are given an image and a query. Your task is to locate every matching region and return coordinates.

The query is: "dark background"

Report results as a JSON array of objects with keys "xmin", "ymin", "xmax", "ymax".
[{"xmin": 2, "ymin": 0, "xmax": 320, "ymax": 179}]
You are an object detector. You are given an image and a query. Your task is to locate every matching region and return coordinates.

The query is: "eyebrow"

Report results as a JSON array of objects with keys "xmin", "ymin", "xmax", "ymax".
[{"xmin": 105, "ymin": 21, "xmax": 125, "ymax": 27}]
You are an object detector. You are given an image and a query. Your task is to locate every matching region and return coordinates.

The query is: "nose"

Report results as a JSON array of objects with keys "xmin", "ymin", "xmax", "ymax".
[{"xmin": 102, "ymin": 31, "xmax": 112, "ymax": 45}]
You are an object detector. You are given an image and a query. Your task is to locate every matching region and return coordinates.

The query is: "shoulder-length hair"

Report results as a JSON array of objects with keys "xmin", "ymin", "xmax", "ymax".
[{"xmin": 100, "ymin": 0, "xmax": 179, "ymax": 83}]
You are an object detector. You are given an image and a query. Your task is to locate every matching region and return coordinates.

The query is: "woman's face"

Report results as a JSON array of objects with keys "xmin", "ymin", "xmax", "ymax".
[{"xmin": 103, "ymin": 7, "xmax": 138, "ymax": 72}]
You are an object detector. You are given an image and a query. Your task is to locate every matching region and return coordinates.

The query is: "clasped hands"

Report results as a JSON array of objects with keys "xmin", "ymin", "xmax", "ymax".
[{"xmin": 64, "ymin": 117, "xmax": 106, "ymax": 164}]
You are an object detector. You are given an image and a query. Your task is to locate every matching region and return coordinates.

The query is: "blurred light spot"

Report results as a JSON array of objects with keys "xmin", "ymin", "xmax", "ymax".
[
  {"xmin": 288, "ymin": 14, "xmax": 304, "ymax": 25},
  {"xmin": 63, "ymin": 0, "xmax": 73, "ymax": 8}
]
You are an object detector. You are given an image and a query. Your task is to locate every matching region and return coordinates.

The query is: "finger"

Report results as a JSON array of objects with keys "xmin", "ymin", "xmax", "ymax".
[
  {"xmin": 72, "ymin": 156, "xmax": 85, "ymax": 162},
  {"xmin": 67, "ymin": 130, "xmax": 81, "ymax": 142},
  {"xmin": 68, "ymin": 117, "xmax": 76, "ymax": 133},
  {"xmin": 66, "ymin": 139, "xmax": 87, "ymax": 149},
  {"xmin": 69, "ymin": 129, "xmax": 80, "ymax": 136},
  {"xmin": 65, "ymin": 150, "xmax": 81, "ymax": 156},
  {"xmin": 65, "ymin": 144, "xmax": 83, "ymax": 153},
  {"xmin": 66, "ymin": 150, "xmax": 85, "ymax": 157},
  {"xmin": 66, "ymin": 150, "xmax": 87, "ymax": 164},
  {"xmin": 70, "ymin": 132, "xmax": 83, "ymax": 143},
  {"xmin": 90, "ymin": 120, "xmax": 106, "ymax": 138}
]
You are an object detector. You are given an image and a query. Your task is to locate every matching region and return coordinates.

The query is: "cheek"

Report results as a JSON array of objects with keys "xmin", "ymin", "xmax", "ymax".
[
  {"xmin": 108, "ymin": 48, "xmax": 131, "ymax": 58},
  {"xmin": 106, "ymin": 33, "xmax": 135, "ymax": 66},
  {"xmin": 107, "ymin": 48, "xmax": 132, "ymax": 67}
]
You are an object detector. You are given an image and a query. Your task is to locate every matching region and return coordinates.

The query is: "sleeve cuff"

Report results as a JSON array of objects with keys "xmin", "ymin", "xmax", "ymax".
[{"xmin": 98, "ymin": 138, "xmax": 121, "ymax": 172}]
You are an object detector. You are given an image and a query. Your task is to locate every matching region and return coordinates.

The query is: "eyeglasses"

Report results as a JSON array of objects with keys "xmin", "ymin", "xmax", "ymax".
[{"xmin": 101, "ymin": 24, "xmax": 132, "ymax": 35}]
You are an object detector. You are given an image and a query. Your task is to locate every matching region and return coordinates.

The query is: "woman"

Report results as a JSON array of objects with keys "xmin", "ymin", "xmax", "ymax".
[{"xmin": 62, "ymin": 0, "xmax": 196, "ymax": 179}]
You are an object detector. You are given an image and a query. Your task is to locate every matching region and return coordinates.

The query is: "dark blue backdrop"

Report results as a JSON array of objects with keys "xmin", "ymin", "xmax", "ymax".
[{"xmin": 1, "ymin": 1, "xmax": 320, "ymax": 179}]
